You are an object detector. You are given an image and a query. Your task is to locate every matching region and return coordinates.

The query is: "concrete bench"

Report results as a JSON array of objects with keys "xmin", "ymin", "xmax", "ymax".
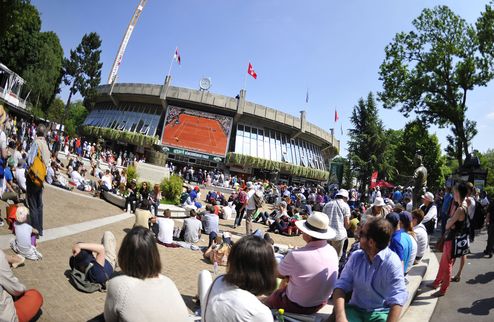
[{"xmin": 158, "ymin": 204, "xmax": 188, "ymax": 218}]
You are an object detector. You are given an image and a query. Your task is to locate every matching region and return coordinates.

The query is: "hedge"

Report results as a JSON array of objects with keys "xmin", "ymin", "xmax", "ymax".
[
  {"xmin": 226, "ymin": 152, "xmax": 330, "ymax": 181},
  {"xmin": 79, "ymin": 125, "xmax": 159, "ymax": 147}
]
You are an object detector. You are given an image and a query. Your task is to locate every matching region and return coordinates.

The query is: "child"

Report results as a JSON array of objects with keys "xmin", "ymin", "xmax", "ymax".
[{"xmin": 10, "ymin": 206, "xmax": 43, "ymax": 260}]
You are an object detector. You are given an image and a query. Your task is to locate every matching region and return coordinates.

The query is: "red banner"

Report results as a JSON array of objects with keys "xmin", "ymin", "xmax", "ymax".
[{"xmin": 370, "ymin": 171, "xmax": 378, "ymax": 189}]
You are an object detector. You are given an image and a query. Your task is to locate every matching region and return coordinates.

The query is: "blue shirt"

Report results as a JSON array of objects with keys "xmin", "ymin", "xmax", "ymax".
[
  {"xmin": 335, "ymin": 247, "xmax": 408, "ymax": 312},
  {"xmin": 392, "ymin": 191, "xmax": 403, "ymax": 202},
  {"xmin": 189, "ymin": 190, "xmax": 197, "ymax": 201},
  {"xmin": 389, "ymin": 230, "xmax": 412, "ymax": 272},
  {"xmin": 441, "ymin": 193, "xmax": 453, "ymax": 217},
  {"xmin": 4, "ymin": 167, "xmax": 13, "ymax": 183}
]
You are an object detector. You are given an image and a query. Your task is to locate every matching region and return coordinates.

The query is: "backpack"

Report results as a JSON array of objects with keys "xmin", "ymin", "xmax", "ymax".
[
  {"xmin": 27, "ymin": 145, "xmax": 46, "ymax": 187},
  {"xmin": 253, "ymin": 190, "xmax": 264, "ymax": 208},
  {"xmin": 69, "ymin": 262, "xmax": 105, "ymax": 293},
  {"xmin": 180, "ymin": 192, "xmax": 189, "ymax": 204}
]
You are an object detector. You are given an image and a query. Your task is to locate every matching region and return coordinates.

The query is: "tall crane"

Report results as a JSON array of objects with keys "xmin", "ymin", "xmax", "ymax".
[{"xmin": 107, "ymin": 0, "xmax": 148, "ymax": 84}]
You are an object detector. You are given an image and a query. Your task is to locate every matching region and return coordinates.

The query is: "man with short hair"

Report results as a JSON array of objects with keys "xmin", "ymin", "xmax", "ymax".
[
  {"xmin": 181, "ymin": 210, "xmax": 202, "ymax": 243},
  {"xmin": 333, "ymin": 218, "xmax": 408, "ymax": 322},
  {"xmin": 322, "ymin": 189, "xmax": 351, "ymax": 258},
  {"xmin": 26, "ymin": 124, "xmax": 50, "ymax": 236},
  {"xmin": 265, "ymin": 212, "xmax": 338, "ymax": 314}
]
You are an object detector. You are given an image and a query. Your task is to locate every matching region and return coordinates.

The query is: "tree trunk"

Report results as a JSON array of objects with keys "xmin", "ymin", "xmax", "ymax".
[
  {"xmin": 454, "ymin": 121, "xmax": 468, "ymax": 167},
  {"xmin": 64, "ymin": 90, "xmax": 73, "ymax": 125}
]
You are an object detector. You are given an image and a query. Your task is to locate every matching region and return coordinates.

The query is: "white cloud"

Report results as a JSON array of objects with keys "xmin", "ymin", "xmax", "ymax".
[{"xmin": 487, "ymin": 112, "xmax": 494, "ymax": 120}]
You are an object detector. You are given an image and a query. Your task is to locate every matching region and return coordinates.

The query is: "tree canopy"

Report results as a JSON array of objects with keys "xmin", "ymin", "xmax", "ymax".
[
  {"xmin": 348, "ymin": 93, "xmax": 394, "ymax": 189},
  {"xmin": 379, "ymin": 4, "xmax": 494, "ymax": 166},
  {"xmin": 63, "ymin": 32, "xmax": 103, "ymax": 111},
  {"xmin": 0, "ymin": 0, "xmax": 64, "ymax": 114}
]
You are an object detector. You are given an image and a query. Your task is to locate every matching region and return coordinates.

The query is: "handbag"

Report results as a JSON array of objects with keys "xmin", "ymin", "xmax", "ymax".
[{"xmin": 452, "ymin": 231, "xmax": 470, "ymax": 258}]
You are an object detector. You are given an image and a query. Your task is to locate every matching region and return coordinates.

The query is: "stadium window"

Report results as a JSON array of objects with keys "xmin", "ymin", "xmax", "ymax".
[
  {"xmin": 251, "ymin": 128, "xmax": 257, "ymax": 157},
  {"xmin": 257, "ymin": 130, "xmax": 264, "ymax": 160},
  {"xmin": 263, "ymin": 130, "xmax": 270, "ymax": 161},
  {"xmin": 244, "ymin": 126, "xmax": 251, "ymax": 156},
  {"xmin": 275, "ymin": 132, "xmax": 282, "ymax": 162},
  {"xmin": 235, "ymin": 125, "xmax": 243, "ymax": 154},
  {"xmin": 291, "ymin": 138, "xmax": 299, "ymax": 166},
  {"xmin": 286, "ymin": 137, "xmax": 293, "ymax": 164}
]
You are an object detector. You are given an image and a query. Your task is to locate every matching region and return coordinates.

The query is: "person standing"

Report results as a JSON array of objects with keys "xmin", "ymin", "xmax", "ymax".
[
  {"xmin": 322, "ymin": 189, "xmax": 351, "ymax": 259},
  {"xmin": 26, "ymin": 124, "xmax": 50, "ymax": 237},
  {"xmin": 484, "ymin": 196, "xmax": 494, "ymax": 258},
  {"xmin": 429, "ymin": 182, "xmax": 468, "ymax": 296},
  {"xmin": 244, "ymin": 182, "xmax": 257, "ymax": 235}
]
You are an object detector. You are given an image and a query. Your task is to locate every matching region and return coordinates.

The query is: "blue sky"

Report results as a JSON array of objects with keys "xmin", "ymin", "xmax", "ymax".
[{"xmin": 32, "ymin": 0, "xmax": 494, "ymax": 155}]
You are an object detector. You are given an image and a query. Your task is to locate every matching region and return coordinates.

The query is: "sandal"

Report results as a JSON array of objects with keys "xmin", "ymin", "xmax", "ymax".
[{"xmin": 451, "ymin": 276, "xmax": 461, "ymax": 282}]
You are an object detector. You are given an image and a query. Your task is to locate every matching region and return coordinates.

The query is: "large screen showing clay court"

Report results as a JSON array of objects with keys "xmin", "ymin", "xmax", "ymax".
[{"xmin": 162, "ymin": 106, "xmax": 233, "ymax": 157}]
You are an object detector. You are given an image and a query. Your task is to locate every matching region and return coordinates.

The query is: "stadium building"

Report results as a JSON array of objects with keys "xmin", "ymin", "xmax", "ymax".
[{"xmin": 83, "ymin": 76, "xmax": 340, "ymax": 183}]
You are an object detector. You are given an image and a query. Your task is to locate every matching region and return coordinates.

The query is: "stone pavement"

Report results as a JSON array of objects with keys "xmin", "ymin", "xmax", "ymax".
[
  {"xmin": 431, "ymin": 229, "xmax": 494, "ymax": 322},
  {"xmin": 1, "ymin": 186, "xmax": 307, "ymax": 321}
]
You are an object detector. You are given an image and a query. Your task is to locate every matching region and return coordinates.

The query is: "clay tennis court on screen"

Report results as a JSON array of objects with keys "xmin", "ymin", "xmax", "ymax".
[{"xmin": 162, "ymin": 107, "xmax": 233, "ymax": 156}]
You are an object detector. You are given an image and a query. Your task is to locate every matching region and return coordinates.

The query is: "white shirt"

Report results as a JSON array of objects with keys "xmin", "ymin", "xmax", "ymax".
[
  {"xmin": 466, "ymin": 197, "xmax": 476, "ymax": 220},
  {"xmin": 322, "ymin": 199, "xmax": 351, "ymax": 240},
  {"xmin": 157, "ymin": 218, "xmax": 174, "ymax": 244},
  {"xmin": 101, "ymin": 175, "xmax": 112, "ymax": 190},
  {"xmin": 15, "ymin": 167, "xmax": 26, "ymax": 191},
  {"xmin": 407, "ymin": 234, "xmax": 418, "ymax": 273},
  {"xmin": 246, "ymin": 189, "xmax": 256, "ymax": 210},
  {"xmin": 71, "ymin": 170, "xmax": 85, "ymax": 186},
  {"xmin": 413, "ymin": 223, "xmax": 428, "ymax": 258},
  {"xmin": 13, "ymin": 222, "xmax": 33, "ymax": 255},
  {"xmin": 203, "ymin": 276, "xmax": 272, "ymax": 322},
  {"xmin": 422, "ymin": 204, "xmax": 437, "ymax": 227},
  {"xmin": 46, "ymin": 166, "xmax": 55, "ymax": 184}
]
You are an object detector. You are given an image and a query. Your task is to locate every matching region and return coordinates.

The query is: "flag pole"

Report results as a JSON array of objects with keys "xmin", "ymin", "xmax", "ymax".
[
  {"xmin": 167, "ymin": 47, "xmax": 177, "ymax": 77},
  {"xmin": 243, "ymin": 63, "xmax": 248, "ymax": 91}
]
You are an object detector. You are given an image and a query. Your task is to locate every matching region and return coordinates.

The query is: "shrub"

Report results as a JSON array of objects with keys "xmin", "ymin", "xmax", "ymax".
[
  {"xmin": 484, "ymin": 186, "xmax": 494, "ymax": 199},
  {"xmin": 161, "ymin": 175, "xmax": 184, "ymax": 204},
  {"xmin": 127, "ymin": 165, "xmax": 138, "ymax": 183}
]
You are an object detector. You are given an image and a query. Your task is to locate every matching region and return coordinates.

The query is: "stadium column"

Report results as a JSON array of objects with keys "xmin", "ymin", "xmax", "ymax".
[
  {"xmin": 234, "ymin": 89, "xmax": 246, "ymax": 122},
  {"xmin": 160, "ymin": 75, "xmax": 172, "ymax": 109}
]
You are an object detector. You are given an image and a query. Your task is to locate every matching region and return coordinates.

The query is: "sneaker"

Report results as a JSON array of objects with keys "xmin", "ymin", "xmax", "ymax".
[{"xmin": 0, "ymin": 219, "xmax": 4, "ymax": 227}]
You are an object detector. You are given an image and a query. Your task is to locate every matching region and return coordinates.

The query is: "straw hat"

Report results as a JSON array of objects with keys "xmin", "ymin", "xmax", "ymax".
[{"xmin": 295, "ymin": 211, "xmax": 336, "ymax": 240}]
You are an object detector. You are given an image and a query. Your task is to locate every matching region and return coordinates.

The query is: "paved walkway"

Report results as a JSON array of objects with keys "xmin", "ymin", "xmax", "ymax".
[
  {"xmin": 2, "ymin": 186, "xmax": 305, "ymax": 321},
  {"xmin": 431, "ymin": 229, "xmax": 494, "ymax": 322}
]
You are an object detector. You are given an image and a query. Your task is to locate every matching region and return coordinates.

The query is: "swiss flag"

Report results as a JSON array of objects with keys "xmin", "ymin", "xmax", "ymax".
[
  {"xmin": 335, "ymin": 110, "xmax": 339, "ymax": 123},
  {"xmin": 247, "ymin": 63, "xmax": 257, "ymax": 79}
]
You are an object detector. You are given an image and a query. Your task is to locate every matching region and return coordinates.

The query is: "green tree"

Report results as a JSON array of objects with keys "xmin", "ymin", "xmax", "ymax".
[
  {"xmin": 348, "ymin": 93, "xmax": 390, "ymax": 189},
  {"xmin": 23, "ymin": 32, "xmax": 64, "ymax": 113},
  {"xmin": 47, "ymin": 97, "xmax": 66, "ymax": 124},
  {"xmin": 63, "ymin": 32, "xmax": 103, "ymax": 111},
  {"xmin": 0, "ymin": 0, "xmax": 41, "ymax": 76},
  {"xmin": 64, "ymin": 100, "xmax": 88, "ymax": 136},
  {"xmin": 379, "ymin": 4, "xmax": 494, "ymax": 166},
  {"xmin": 395, "ymin": 121, "xmax": 445, "ymax": 190}
]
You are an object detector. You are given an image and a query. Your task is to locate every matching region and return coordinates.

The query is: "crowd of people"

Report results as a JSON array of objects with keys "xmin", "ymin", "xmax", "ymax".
[{"xmin": 1, "ymin": 101, "xmax": 494, "ymax": 321}]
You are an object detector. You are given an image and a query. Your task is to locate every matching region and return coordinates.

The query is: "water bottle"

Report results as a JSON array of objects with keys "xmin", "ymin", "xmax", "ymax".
[
  {"xmin": 213, "ymin": 260, "xmax": 219, "ymax": 276},
  {"xmin": 277, "ymin": 308, "xmax": 285, "ymax": 322}
]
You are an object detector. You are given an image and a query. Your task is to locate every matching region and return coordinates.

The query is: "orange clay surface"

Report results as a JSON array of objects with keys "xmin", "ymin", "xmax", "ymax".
[{"xmin": 162, "ymin": 113, "xmax": 228, "ymax": 156}]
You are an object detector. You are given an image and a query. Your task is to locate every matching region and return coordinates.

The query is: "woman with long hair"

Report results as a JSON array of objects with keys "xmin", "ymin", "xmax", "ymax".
[
  {"xmin": 104, "ymin": 227, "xmax": 189, "ymax": 322},
  {"xmin": 202, "ymin": 235, "xmax": 276, "ymax": 321},
  {"xmin": 428, "ymin": 182, "xmax": 468, "ymax": 296},
  {"xmin": 399, "ymin": 211, "xmax": 417, "ymax": 274}
]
